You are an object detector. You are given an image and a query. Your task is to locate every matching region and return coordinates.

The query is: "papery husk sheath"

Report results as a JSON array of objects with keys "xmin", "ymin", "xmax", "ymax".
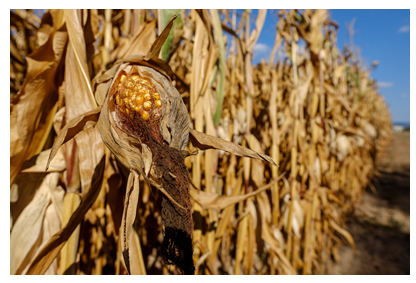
[{"xmin": 96, "ymin": 57, "xmax": 194, "ymax": 274}]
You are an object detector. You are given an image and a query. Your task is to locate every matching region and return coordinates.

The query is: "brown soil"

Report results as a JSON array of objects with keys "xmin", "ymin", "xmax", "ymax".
[{"xmin": 328, "ymin": 131, "xmax": 410, "ymax": 275}]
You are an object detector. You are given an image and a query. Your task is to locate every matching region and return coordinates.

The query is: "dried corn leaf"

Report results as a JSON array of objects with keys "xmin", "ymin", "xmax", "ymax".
[
  {"xmin": 75, "ymin": 125, "xmax": 105, "ymax": 194},
  {"xmin": 10, "ymin": 172, "xmax": 59, "ymax": 274},
  {"xmin": 234, "ymin": 213, "xmax": 248, "ymax": 274},
  {"xmin": 26, "ymin": 156, "xmax": 105, "ymax": 275},
  {"xmin": 119, "ymin": 18, "xmax": 157, "ymax": 60},
  {"xmin": 189, "ymin": 128, "xmax": 276, "ymax": 166},
  {"xmin": 22, "ymin": 148, "xmax": 65, "ymax": 173},
  {"xmin": 46, "ymin": 107, "xmax": 101, "ymax": 170},
  {"xmin": 210, "ymin": 9, "xmax": 226, "ymax": 126},
  {"xmin": 64, "ymin": 9, "xmax": 96, "ymax": 115},
  {"xmin": 129, "ymin": 229, "xmax": 147, "ymax": 275},
  {"xmin": 146, "ymin": 14, "xmax": 178, "ymax": 61},
  {"xmin": 10, "ymin": 30, "xmax": 67, "ymax": 183},
  {"xmin": 245, "ymin": 134, "xmax": 265, "ymax": 187},
  {"xmin": 58, "ymin": 193, "xmax": 81, "ymax": 274},
  {"xmin": 120, "ymin": 171, "xmax": 141, "ymax": 275},
  {"xmin": 329, "ymin": 219, "xmax": 355, "ymax": 252},
  {"xmin": 243, "ymin": 210, "xmax": 255, "ymax": 274},
  {"xmin": 42, "ymin": 197, "xmax": 63, "ymax": 275},
  {"xmin": 191, "ymin": 175, "xmax": 283, "ymax": 210},
  {"xmin": 256, "ymin": 191, "xmax": 296, "ymax": 275}
]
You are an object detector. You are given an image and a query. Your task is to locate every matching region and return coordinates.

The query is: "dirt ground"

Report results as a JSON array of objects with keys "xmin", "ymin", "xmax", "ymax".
[{"xmin": 327, "ymin": 131, "xmax": 410, "ymax": 275}]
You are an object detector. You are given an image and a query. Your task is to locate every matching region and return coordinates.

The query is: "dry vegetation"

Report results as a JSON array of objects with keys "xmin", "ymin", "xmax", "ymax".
[{"xmin": 10, "ymin": 9, "xmax": 392, "ymax": 275}]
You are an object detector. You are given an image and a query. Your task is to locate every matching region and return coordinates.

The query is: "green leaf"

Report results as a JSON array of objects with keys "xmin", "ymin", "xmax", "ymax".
[{"xmin": 158, "ymin": 10, "xmax": 182, "ymax": 61}]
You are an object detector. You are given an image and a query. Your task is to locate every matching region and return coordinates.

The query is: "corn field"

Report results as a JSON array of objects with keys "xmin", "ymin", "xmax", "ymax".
[{"xmin": 10, "ymin": 9, "xmax": 392, "ymax": 275}]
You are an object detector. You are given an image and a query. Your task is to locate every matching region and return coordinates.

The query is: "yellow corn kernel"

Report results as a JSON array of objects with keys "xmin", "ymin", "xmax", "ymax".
[
  {"xmin": 143, "ymin": 101, "xmax": 152, "ymax": 111},
  {"xmin": 141, "ymin": 111, "xmax": 150, "ymax": 121},
  {"xmin": 144, "ymin": 93, "xmax": 151, "ymax": 101},
  {"xmin": 131, "ymin": 74, "xmax": 140, "ymax": 82},
  {"xmin": 154, "ymin": 99, "xmax": 162, "ymax": 108},
  {"xmin": 134, "ymin": 105, "xmax": 143, "ymax": 113},
  {"xmin": 136, "ymin": 95, "xmax": 144, "ymax": 105},
  {"xmin": 128, "ymin": 101, "xmax": 136, "ymax": 109},
  {"xmin": 114, "ymin": 72, "xmax": 161, "ymax": 121}
]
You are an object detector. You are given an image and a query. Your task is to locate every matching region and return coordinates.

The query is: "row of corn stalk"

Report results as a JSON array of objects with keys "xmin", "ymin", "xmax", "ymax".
[{"xmin": 10, "ymin": 9, "xmax": 392, "ymax": 275}]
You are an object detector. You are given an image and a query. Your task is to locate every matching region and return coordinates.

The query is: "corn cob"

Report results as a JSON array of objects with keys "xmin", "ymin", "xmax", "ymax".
[{"xmin": 114, "ymin": 72, "xmax": 162, "ymax": 121}]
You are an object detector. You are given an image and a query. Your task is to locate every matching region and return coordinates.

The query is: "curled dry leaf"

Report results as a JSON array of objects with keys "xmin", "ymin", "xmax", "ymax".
[{"xmin": 45, "ymin": 107, "xmax": 101, "ymax": 171}]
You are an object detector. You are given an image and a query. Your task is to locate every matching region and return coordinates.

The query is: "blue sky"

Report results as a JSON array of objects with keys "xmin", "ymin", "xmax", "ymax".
[{"xmin": 252, "ymin": 9, "xmax": 410, "ymax": 124}]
